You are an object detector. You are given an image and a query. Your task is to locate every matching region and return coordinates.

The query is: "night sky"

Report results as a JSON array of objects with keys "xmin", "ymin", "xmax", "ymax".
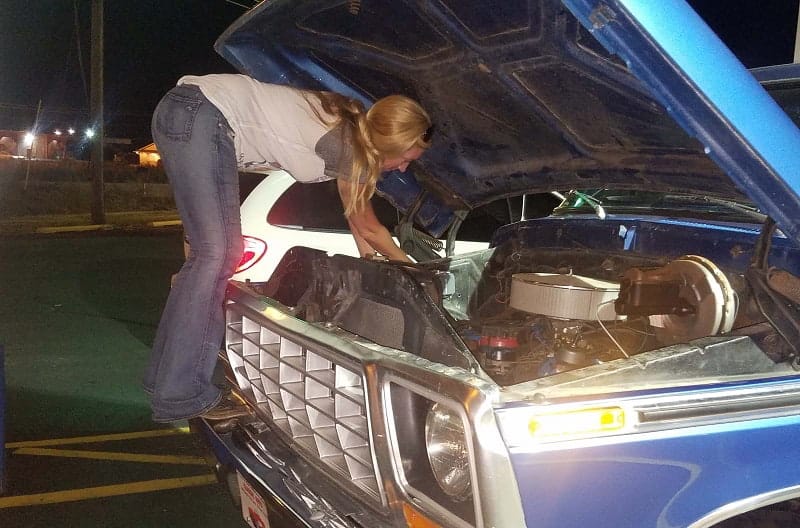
[
  {"xmin": 0, "ymin": 0, "xmax": 797, "ymax": 144},
  {"xmin": 687, "ymin": 0, "xmax": 798, "ymax": 67},
  {"xmin": 0, "ymin": 1, "xmax": 244, "ymax": 142}
]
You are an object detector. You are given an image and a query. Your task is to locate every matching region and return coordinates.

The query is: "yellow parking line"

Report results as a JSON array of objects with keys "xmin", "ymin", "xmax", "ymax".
[
  {"xmin": 5, "ymin": 427, "xmax": 190, "ymax": 448},
  {"xmin": 14, "ymin": 447, "xmax": 208, "ymax": 465},
  {"xmin": 0, "ymin": 475, "xmax": 219, "ymax": 509}
]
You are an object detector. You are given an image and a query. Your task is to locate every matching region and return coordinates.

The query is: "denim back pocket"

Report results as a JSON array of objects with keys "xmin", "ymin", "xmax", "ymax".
[{"xmin": 153, "ymin": 86, "xmax": 204, "ymax": 142}]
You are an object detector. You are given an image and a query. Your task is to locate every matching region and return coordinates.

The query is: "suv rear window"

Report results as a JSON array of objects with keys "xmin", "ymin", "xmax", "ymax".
[
  {"xmin": 268, "ymin": 180, "xmax": 558, "ymax": 240},
  {"xmin": 267, "ymin": 180, "xmax": 401, "ymax": 231}
]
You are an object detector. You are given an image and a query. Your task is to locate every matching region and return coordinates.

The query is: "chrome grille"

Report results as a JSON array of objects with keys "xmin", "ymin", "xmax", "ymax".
[{"xmin": 224, "ymin": 308, "xmax": 380, "ymax": 499}]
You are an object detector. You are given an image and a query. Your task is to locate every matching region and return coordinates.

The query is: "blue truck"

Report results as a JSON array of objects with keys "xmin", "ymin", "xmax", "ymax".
[{"xmin": 192, "ymin": 1, "xmax": 800, "ymax": 526}]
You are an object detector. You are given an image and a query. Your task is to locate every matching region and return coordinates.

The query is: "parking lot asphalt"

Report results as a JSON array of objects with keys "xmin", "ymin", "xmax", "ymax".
[{"xmin": 0, "ymin": 227, "xmax": 244, "ymax": 528}]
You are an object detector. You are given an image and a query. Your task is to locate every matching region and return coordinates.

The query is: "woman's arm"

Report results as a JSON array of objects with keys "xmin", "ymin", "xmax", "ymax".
[
  {"xmin": 337, "ymin": 179, "xmax": 411, "ymax": 262},
  {"xmin": 346, "ymin": 218, "xmax": 377, "ymax": 257}
]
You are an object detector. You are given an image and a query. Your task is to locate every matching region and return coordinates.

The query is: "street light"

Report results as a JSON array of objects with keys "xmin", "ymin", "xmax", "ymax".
[
  {"xmin": 23, "ymin": 133, "xmax": 34, "ymax": 148},
  {"xmin": 85, "ymin": 128, "xmax": 95, "ymax": 139}
]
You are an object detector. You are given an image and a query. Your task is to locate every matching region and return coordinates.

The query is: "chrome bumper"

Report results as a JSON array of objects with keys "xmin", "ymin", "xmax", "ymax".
[{"xmin": 192, "ymin": 417, "xmax": 393, "ymax": 528}]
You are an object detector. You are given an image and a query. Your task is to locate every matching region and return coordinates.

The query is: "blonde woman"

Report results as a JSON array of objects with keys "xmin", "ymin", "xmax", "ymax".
[{"xmin": 144, "ymin": 73, "xmax": 432, "ymax": 422}]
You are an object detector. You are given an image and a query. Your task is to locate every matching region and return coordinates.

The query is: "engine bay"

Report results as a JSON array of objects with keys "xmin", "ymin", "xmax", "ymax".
[
  {"xmin": 449, "ymin": 249, "xmax": 752, "ymax": 385},
  {"xmin": 257, "ymin": 220, "xmax": 800, "ymax": 387}
]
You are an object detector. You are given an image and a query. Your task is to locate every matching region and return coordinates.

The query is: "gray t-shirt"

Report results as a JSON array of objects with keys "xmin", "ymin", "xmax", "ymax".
[
  {"xmin": 178, "ymin": 74, "xmax": 357, "ymax": 183},
  {"xmin": 315, "ymin": 122, "xmax": 359, "ymax": 182}
]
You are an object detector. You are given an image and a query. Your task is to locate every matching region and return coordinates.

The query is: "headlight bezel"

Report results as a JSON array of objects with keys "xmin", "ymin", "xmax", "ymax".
[{"xmin": 384, "ymin": 376, "xmax": 479, "ymax": 528}]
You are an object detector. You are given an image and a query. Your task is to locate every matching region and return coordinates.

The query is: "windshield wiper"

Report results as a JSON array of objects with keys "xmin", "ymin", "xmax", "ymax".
[{"xmin": 661, "ymin": 194, "xmax": 767, "ymax": 222}]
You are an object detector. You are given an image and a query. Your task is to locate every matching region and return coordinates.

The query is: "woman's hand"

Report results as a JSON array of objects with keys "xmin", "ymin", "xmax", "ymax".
[{"xmin": 338, "ymin": 179, "xmax": 411, "ymax": 263}]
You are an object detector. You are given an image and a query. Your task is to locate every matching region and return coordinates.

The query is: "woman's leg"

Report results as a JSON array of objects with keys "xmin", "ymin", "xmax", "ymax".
[{"xmin": 143, "ymin": 84, "xmax": 242, "ymax": 422}]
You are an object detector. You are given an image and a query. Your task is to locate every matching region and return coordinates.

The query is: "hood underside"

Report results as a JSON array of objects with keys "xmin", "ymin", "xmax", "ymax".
[{"xmin": 216, "ymin": 0, "xmax": 800, "ymax": 241}]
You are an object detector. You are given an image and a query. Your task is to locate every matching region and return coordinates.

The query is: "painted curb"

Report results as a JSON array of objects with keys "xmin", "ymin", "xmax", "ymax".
[
  {"xmin": 35, "ymin": 224, "xmax": 115, "ymax": 234},
  {"xmin": 148, "ymin": 220, "xmax": 183, "ymax": 227}
]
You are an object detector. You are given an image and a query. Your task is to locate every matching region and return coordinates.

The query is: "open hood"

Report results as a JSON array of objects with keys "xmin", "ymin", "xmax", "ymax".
[{"xmin": 216, "ymin": 0, "xmax": 800, "ymax": 242}]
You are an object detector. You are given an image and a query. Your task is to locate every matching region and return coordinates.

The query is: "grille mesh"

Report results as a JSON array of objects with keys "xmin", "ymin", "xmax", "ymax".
[{"xmin": 225, "ymin": 308, "xmax": 380, "ymax": 499}]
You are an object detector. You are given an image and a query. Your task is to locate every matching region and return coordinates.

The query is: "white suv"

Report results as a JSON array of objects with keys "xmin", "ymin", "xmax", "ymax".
[
  {"xmin": 232, "ymin": 170, "xmax": 559, "ymax": 282},
  {"xmin": 234, "ymin": 170, "xmax": 485, "ymax": 282},
  {"xmin": 233, "ymin": 170, "xmax": 364, "ymax": 282}
]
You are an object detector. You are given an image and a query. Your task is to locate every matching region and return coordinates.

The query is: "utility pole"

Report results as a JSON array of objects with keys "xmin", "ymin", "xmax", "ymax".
[
  {"xmin": 24, "ymin": 99, "xmax": 42, "ymax": 191},
  {"xmin": 90, "ymin": 0, "xmax": 105, "ymax": 224}
]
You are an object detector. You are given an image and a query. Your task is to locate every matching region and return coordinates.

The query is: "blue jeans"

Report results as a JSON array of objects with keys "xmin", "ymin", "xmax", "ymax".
[{"xmin": 143, "ymin": 84, "xmax": 243, "ymax": 422}]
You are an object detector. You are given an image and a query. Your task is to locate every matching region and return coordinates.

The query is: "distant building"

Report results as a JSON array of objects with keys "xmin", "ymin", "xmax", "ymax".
[
  {"xmin": 0, "ymin": 129, "xmax": 71, "ymax": 159},
  {"xmin": 0, "ymin": 133, "xmax": 16, "ymax": 157},
  {"xmin": 135, "ymin": 142, "xmax": 161, "ymax": 167}
]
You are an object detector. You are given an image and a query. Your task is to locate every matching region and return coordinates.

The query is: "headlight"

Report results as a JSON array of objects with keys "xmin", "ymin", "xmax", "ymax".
[
  {"xmin": 425, "ymin": 403, "xmax": 471, "ymax": 501},
  {"xmin": 388, "ymin": 381, "xmax": 478, "ymax": 526}
]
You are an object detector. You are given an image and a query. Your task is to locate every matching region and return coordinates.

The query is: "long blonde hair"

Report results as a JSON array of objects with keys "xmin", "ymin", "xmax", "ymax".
[{"xmin": 305, "ymin": 91, "xmax": 432, "ymax": 216}]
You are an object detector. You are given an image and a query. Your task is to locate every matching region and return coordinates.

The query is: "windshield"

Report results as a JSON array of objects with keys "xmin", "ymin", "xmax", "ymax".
[{"xmin": 551, "ymin": 190, "xmax": 765, "ymax": 223}]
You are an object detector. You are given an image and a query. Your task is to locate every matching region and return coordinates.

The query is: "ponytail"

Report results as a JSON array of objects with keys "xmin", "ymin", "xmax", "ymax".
[{"xmin": 305, "ymin": 91, "xmax": 431, "ymax": 217}]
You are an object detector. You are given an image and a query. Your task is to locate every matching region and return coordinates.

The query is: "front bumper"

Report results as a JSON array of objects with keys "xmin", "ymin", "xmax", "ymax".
[{"xmin": 191, "ymin": 417, "xmax": 390, "ymax": 528}]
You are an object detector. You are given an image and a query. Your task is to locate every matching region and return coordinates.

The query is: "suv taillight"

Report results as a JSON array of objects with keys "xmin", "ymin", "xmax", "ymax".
[{"xmin": 236, "ymin": 236, "xmax": 267, "ymax": 272}]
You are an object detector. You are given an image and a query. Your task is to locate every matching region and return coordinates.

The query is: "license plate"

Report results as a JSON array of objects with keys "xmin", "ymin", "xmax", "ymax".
[{"xmin": 237, "ymin": 472, "xmax": 271, "ymax": 528}]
